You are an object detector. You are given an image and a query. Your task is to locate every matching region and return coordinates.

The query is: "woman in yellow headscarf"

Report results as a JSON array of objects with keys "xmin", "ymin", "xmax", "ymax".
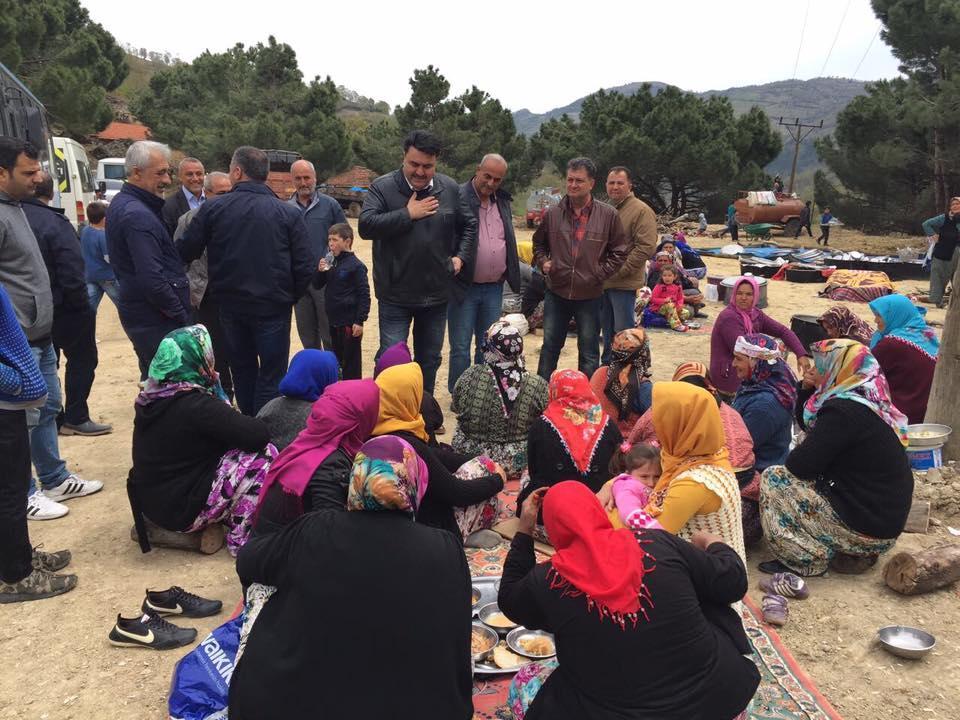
[
  {"xmin": 372, "ymin": 363, "xmax": 505, "ymax": 543},
  {"xmin": 604, "ymin": 381, "xmax": 745, "ymax": 561},
  {"xmin": 648, "ymin": 382, "xmax": 744, "ymax": 562}
]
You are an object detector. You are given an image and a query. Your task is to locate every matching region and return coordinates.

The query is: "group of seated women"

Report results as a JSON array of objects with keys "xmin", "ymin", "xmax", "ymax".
[{"xmin": 127, "ymin": 283, "xmax": 933, "ymax": 719}]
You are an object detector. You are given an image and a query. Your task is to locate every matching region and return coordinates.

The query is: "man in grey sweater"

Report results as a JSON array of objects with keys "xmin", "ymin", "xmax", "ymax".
[{"xmin": 0, "ymin": 137, "xmax": 101, "ymax": 521}]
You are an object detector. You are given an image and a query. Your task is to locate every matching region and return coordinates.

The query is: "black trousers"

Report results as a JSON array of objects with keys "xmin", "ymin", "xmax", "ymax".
[
  {"xmin": 795, "ymin": 221, "xmax": 813, "ymax": 238},
  {"xmin": 817, "ymin": 225, "xmax": 831, "ymax": 244},
  {"xmin": 52, "ymin": 309, "xmax": 98, "ymax": 426},
  {"xmin": 0, "ymin": 409, "xmax": 33, "ymax": 584},
  {"xmin": 122, "ymin": 319, "xmax": 181, "ymax": 381},
  {"xmin": 330, "ymin": 325, "xmax": 362, "ymax": 380},
  {"xmin": 196, "ymin": 294, "xmax": 233, "ymax": 399}
]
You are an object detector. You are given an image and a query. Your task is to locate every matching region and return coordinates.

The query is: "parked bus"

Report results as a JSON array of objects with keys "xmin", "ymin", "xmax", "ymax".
[
  {"xmin": 53, "ymin": 136, "xmax": 96, "ymax": 228},
  {"xmin": 0, "ymin": 61, "xmax": 58, "ymax": 203}
]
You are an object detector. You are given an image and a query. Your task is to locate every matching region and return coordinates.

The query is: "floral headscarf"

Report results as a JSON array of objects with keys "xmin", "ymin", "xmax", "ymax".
[
  {"xmin": 603, "ymin": 329, "xmax": 652, "ymax": 421},
  {"xmin": 347, "ymin": 436, "xmax": 429, "ymax": 517},
  {"xmin": 542, "ymin": 369, "xmax": 609, "ymax": 475},
  {"xmin": 137, "ymin": 325, "xmax": 228, "ymax": 406},
  {"xmin": 733, "ymin": 333, "xmax": 798, "ymax": 412},
  {"xmin": 482, "ymin": 320, "xmax": 526, "ymax": 417},
  {"xmin": 818, "ymin": 306, "xmax": 873, "ymax": 346},
  {"xmin": 804, "ymin": 339, "xmax": 909, "ymax": 447},
  {"xmin": 868, "ymin": 295, "xmax": 940, "ymax": 360}
]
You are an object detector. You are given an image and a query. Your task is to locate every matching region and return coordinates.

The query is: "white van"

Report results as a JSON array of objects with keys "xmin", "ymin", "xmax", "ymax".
[
  {"xmin": 95, "ymin": 157, "xmax": 126, "ymax": 202},
  {"xmin": 52, "ymin": 137, "xmax": 96, "ymax": 228}
]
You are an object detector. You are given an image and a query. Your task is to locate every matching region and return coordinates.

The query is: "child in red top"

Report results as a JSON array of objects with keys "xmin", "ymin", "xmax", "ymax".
[{"xmin": 649, "ymin": 265, "xmax": 692, "ymax": 332}]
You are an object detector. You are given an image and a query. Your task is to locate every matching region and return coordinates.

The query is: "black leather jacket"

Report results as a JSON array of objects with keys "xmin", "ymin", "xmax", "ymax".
[{"xmin": 358, "ymin": 169, "xmax": 477, "ymax": 306}]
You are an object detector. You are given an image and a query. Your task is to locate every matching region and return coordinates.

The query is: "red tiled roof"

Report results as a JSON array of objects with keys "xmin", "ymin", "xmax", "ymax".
[
  {"xmin": 323, "ymin": 165, "xmax": 376, "ymax": 187},
  {"xmin": 94, "ymin": 122, "xmax": 151, "ymax": 141}
]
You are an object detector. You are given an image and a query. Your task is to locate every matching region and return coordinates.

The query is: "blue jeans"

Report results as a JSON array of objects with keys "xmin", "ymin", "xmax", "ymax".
[
  {"xmin": 219, "ymin": 309, "xmax": 291, "ymax": 416},
  {"xmin": 377, "ymin": 301, "xmax": 447, "ymax": 395},
  {"xmin": 26, "ymin": 343, "xmax": 69, "ymax": 493},
  {"xmin": 601, "ymin": 288, "xmax": 638, "ymax": 365},
  {"xmin": 447, "ymin": 282, "xmax": 503, "ymax": 393},
  {"xmin": 537, "ymin": 290, "xmax": 601, "ymax": 380},
  {"xmin": 87, "ymin": 280, "xmax": 120, "ymax": 312}
]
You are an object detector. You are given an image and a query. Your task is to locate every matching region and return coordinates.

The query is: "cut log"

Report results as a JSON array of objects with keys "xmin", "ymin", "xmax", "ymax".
[
  {"xmin": 883, "ymin": 543, "xmax": 960, "ymax": 595},
  {"xmin": 903, "ymin": 500, "xmax": 931, "ymax": 534}
]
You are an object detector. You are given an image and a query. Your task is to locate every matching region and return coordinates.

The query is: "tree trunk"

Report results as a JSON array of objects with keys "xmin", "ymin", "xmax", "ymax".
[
  {"xmin": 933, "ymin": 125, "xmax": 947, "ymax": 212},
  {"xmin": 924, "ymin": 262, "xmax": 960, "ymax": 459},
  {"xmin": 883, "ymin": 543, "xmax": 960, "ymax": 595}
]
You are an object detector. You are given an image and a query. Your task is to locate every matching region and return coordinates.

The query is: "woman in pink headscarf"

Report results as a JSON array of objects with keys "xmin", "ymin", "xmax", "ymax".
[
  {"xmin": 709, "ymin": 276, "xmax": 811, "ymax": 399},
  {"xmin": 252, "ymin": 379, "xmax": 381, "ymax": 536}
]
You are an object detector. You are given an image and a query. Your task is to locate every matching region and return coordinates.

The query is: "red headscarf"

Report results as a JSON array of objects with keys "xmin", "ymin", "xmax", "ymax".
[
  {"xmin": 258, "ymin": 380, "xmax": 381, "ymax": 501},
  {"xmin": 731, "ymin": 275, "xmax": 761, "ymax": 335},
  {"xmin": 543, "ymin": 481, "xmax": 653, "ymax": 625},
  {"xmin": 542, "ymin": 369, "xmax": 609, "ymax": 474}
]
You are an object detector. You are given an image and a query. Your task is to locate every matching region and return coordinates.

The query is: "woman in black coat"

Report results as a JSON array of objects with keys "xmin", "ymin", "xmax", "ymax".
[
  {"xmin": 230, "ymin": 435, "xmax": 473, "ymax": 719},
  {"xmin": 517, "ymin": 369, "xmax": 622, "ymax": 512},
  {"xmin": 500, "ymin": 481, "xmax": 759, "ymax": 720}
]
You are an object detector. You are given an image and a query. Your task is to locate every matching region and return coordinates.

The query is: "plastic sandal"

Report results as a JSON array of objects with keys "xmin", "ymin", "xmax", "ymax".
[
  {"xmin": 759, "ymin": 572, "xmax": 809, "ymax": 600},
  {"xmin": 761, "ymin": 593, "xmax": 788, "ymax": 627}
]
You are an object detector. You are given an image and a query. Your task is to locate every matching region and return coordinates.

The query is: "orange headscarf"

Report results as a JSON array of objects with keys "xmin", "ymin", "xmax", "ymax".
[{"xmin": 649, "ymin": 382, "xmax": 732, "ymax": 514}]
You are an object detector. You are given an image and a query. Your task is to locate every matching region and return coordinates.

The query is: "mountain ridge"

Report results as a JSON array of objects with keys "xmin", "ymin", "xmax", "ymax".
[{"xmin": 513, "ymin": 77, "xmax": 871, "ymax": 181}]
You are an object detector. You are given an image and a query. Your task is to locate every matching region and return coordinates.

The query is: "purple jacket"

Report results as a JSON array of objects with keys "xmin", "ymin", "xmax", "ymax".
[{"xmin": 710, "ymin": 306, "xmax": 808, "ymax": 394}]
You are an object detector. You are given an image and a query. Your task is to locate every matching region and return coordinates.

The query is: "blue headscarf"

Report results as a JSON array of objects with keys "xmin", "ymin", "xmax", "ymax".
[
  {"xmin": 868, "ymin": 295, "xmax": 939, "ymax": 360},
  {"xmin": 278, "ymin": 349, "xmax": 339, "ymax": 401}
]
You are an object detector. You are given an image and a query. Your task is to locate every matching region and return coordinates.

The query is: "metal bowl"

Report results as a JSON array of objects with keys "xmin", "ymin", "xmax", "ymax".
[
  {"xmin": 471, "ymin": 586, "xmax": 482, "ymax": 607},
  {"xmin": 471, "ymin": 622, "xmax": 498, "ymax": 663},
  {"xmin": 877, "ymin": 625, "xmax": 936, "ymax": 659},
  {"xmin": 477, "ymin": 602, "xmax": 518, "ymax": 633},
  {"xmin": 907, "ymin": 424, "xmax": 953, "ymax": 448},
  {"xmin": 506, "ymin": 627, "xmax": 557, "ymax": 659}
]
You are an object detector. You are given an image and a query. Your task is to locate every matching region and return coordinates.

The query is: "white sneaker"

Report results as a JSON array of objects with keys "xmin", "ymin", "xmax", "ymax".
[
  {"xmin": 27, "ymin": 492, "xmax": 69, "ymax": 521},
  {"xmin": 44, "ymin": 474, "xmax": 103, "ymax": 502}
]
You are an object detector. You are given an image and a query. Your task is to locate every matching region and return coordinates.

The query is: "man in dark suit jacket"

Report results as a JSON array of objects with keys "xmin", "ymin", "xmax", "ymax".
[{"xmin": 161, "ymin": 157, "xmax": 205, "ymax": 236}]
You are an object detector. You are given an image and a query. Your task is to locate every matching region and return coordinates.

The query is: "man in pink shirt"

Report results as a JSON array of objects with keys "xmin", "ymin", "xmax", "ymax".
[{"xmin": 447, "ymin": 154, "xmax": 521, "ymax": 392}]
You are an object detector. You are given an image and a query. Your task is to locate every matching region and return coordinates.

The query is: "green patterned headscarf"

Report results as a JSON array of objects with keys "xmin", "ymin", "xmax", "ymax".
[{"xmin": 136, "ymin": 325, "xmax": 228, "ymax": 406}]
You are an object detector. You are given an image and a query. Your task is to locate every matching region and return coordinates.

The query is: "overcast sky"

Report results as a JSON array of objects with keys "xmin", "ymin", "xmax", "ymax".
[{"xmin": 84, "ymin": 0, "xmax": 901, "ymax": 114}]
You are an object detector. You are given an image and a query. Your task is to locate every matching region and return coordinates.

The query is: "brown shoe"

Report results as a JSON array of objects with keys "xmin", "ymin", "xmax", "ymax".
[
  {"xmin": 828, "ymin": 552, "xmax": 878, "ymax": 574},
  {"xmin": 0, "ymin": 568, "xmax": 77, "ymax": 603}
]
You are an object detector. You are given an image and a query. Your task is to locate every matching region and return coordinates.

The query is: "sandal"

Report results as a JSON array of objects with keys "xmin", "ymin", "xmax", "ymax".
[
  {"xmin": 759, "ymin": 572, "xmax": 809, "ymax": 599},
  {"xmin": 761, "ymin": 593, "xmax": 788, "ymax": 627}
]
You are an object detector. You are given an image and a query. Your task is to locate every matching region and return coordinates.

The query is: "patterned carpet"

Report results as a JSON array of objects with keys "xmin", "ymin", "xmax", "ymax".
[{"xmin": 469, "ymin": 483, "xmax": 843, "ymax": 720}]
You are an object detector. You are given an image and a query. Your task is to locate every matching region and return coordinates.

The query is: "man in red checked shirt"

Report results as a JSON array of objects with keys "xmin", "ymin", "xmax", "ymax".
[{"xmin": 532, "ymin": 157, "xmax": 629, "ymax": 379}]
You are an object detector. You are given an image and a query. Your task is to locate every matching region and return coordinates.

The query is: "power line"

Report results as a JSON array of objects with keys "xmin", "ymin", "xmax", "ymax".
[
  {"xmin": 852, "ymin": 26, "xmax": 881, "ymax": 78},
  {"xmin": 820, "ymin": 0, "xmax": 853, "ymax": 76},
  {"xmin": 793, "ymin": 0, "xmax": 811, "ymax": 79}
]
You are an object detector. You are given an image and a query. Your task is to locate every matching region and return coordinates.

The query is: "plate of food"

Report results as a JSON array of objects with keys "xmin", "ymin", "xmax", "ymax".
[
  {"xmin": 473, "ymin": 641, "xmax": 527, "ymax": 675},
  {"xmin": 477, "ymin": 602, "xmax": 519, "ymax": 633},
  {"xmin": 506, "ymin": 628, "xmax": 556, "ymax": 659},
  {"xmin": 471, "ymin": 576, "xmax": 500, "ymax": 615}
]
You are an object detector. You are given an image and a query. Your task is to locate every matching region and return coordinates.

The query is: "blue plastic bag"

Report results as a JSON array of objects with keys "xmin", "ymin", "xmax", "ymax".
[{"xmin": 168, "ymin": 615, "xmax": 242, "ymax": 720}]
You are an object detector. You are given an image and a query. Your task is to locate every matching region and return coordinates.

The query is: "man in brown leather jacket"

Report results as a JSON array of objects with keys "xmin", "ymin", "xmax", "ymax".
[{"xmin": 532, "ymin": 157, "xmax": 629, "ymax": 379}]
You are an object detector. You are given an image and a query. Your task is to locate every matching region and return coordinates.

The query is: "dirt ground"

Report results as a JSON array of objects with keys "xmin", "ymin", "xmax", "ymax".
[{"xmin": 2, "ymin": 221, "xmax": 959, "ymax": 720}]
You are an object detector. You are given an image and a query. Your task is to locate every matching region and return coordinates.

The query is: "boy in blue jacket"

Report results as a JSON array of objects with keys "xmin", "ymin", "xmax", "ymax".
[
  {"xmin": 0, "ymin": 285, "xmax": 76, "ymax": 602},
  {"xmin": 313, "ymin": 223, "xmax": 370, "ymax": 380}
]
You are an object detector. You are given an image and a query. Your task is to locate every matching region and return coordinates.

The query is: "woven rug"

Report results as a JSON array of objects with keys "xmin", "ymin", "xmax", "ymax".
[{"xmin": 470, "ymin": 484, "xmax": 842, "ymax": 720}]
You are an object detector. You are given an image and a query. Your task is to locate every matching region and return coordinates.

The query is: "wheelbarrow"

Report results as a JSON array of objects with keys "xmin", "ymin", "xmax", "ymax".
[{"xmin": 744, "ymin": 223, "xmax": 776, "ymax": 240}]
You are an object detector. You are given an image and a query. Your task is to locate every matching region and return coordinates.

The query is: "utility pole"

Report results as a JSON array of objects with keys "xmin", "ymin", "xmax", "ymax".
[{"xmin": 778, "ymin": 117, "xmax": 824, "ymax": 195}]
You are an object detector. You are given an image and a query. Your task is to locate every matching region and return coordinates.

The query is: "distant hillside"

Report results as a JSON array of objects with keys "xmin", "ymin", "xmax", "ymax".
[{"xmin": 513, "ymin": 77, "xmax": 869, "ymax": 184}]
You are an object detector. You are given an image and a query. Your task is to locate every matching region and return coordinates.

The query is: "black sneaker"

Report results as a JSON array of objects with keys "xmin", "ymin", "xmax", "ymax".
[
  {"xmin": 108, "ymin": 612, "xmax": 197, "ymax": 650},
  {"xmin": 31, "ymin": 546, "xmax": 72, "ymax": 572},
  {"xmin": 141, "ymin": 586, "xmax": 222, "ymax": 618}
]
